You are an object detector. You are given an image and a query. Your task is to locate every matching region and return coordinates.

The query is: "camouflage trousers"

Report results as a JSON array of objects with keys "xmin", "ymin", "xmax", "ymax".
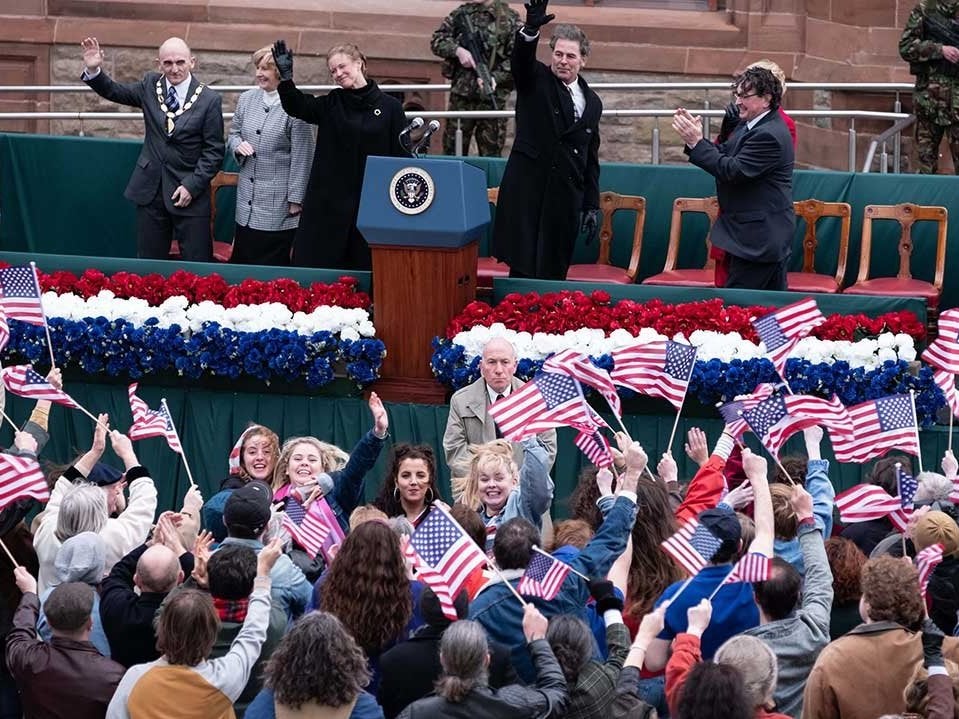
[
  {"xmin": 443, "ymin": 94, "xmax": 508, "ymax": 157},
  {"xmin": 914, "ymin": 113, "xmax": 959, "ymax": 174}
]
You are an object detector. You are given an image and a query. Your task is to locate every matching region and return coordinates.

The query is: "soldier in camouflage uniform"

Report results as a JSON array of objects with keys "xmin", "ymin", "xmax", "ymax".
[
  {"xmin": 900, "ymin": 0, "xmax": 959, "ymax": 173},
  {"xmin": 430, "ymin": 0, "xmax": 520, "ymax": 156}
]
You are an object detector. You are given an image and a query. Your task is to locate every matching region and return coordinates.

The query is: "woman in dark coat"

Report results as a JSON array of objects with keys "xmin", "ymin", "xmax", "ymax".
[{"xmin": 275, "ymin": 41, "xmax": 408, "ymax": 270}]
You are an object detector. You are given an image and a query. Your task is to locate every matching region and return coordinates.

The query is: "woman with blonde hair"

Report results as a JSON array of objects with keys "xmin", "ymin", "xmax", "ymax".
[
  {"xmin": 272, "ymin": 40, "xmax": 409, "ymax": 270},
  {"xmin": 271, "ymin": 393, "xmax": 389, "ymax": 536},
  {"xmin": 453, "ymin": 437, "xmax": 552, "ymax": 552},
  {"xmin": 227, "ymin": 45, "xmax": 314, "ymax": 265}
]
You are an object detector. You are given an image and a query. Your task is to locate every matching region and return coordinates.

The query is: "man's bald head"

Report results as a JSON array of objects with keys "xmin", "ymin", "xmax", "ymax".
[
  {"xmin": 157, "ymin": 37, "xmax": 195, "ymax": 86},
  {"xmin": 480, "ymin": 337, "xmax": 517, "ymax": 394},
  {"xmin": 135, "ymin": 544, "xmax": 183, "ymax": 593}
]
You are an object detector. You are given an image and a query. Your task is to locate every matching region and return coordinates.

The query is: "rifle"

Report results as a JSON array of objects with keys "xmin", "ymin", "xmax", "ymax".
[
  {"xmin": 917, "ymin": 10, "xmax": 959, "ymax": 76},
  {"xmin": 458, "ymin": 14, "xmax": 498, "ymax": 110}
]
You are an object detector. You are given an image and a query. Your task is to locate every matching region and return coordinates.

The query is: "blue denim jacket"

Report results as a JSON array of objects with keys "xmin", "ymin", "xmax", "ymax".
[
  {"xmin": 469, "ymin": 494, "xmax": 637, "ymax": 682},
  {"xmin": 774, "ymin": 459, "xmax": 834, "ymax": 575},
  {"xmin": 480, "ymin": 437, "xmax": 553, "ymax": 551},
  {"xmin": 219, "ymin": 537, "xmax": 312, "ymax": 619},
  {"xmin": 326, "ymin": 430, "xmax": 387, "ymax": 533}
]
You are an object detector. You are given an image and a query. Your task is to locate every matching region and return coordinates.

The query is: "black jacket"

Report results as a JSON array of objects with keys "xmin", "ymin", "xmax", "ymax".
[
  {"xmin": 928, "ymin": 555, "xmax": 959, "ymax": 635},
  {"xmin": 278, "ymin": 79, "xmax": 408, "ymax": 270},
  {"xmin": 378, "ymin": 623, "xmax": 518, "ymax": 719},
  {"xmin": 491, "ymin": 30, "xmax": 602, "ymax": 280},
  {"xmin": 99, "ymin": 543, "xmax": 193, "ymax": 667},
  {"xmin": 396, "ymin": 638, "xmax": 567, "ymax": 719},
  {"xmin": 687, "ymin": 108, "xmax": 794, "ymax": 263}
]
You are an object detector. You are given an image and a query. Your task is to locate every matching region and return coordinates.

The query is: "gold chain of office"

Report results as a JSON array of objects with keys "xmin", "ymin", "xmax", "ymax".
[{"xmin": 155, "ymin": 79, "xmax": 205, "ymax": 134}]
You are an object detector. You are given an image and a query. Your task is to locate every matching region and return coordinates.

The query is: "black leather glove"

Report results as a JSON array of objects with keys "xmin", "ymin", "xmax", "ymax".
[
  {"xmin": 272, "ymin": 40, "xmax": 294, "ymax": 82},
  {"xmin": 580, "ymin": 208, "xmax": 600, "ymax": 246},
  {"xmin": 717, "ymin": 101, "xmax": 741, "ymax": 143},
  {"xmin": 524, "ymin": 0, "xmax": 555, "ymax": 31},
  {"xmin": 921, "ymin": 617, "xmax": 945, "ymax": 668},
  {"xmin": 589, "ymin": 578, "xmax": 624, "ymax": 614}
]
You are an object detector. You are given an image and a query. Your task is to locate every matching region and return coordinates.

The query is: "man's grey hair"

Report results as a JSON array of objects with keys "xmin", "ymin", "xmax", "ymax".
[
  {"xmin": 549, "ymin": 24, "xmax": 590, "ymax": 57},
  {"xmin": 437, "ymin": 620, "xmax": 490, "ymax": 701},
  {"xmin": 56, "ymin": 483, "xmax": 108, "ymax": 543},
  {"xmin": 714, "ymin": 634, "xmax": 778, "ymax": 709}
]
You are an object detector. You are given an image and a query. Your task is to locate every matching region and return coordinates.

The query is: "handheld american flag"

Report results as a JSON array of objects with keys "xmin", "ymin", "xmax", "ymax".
[
  {"xmin": 517, "ymin": 551, "xmax": 572, "ymax": 600},
  {"xmin": 897, "ymin": 463, "xmax": 918, "ymax": 511},
  {"xmin": 0, "ymin": 265, "xmax": 45, "ymax": 326},
  {"xmin": 661, "ymin": 519, "xmax": 723, "ymax": 576},
  {"xmin": 282, "ymin": 509, "xmax": 333, "ymax": 560},
  {"xmin": 543, "ymin": 349, "xmax": 622, "ymax": 417},
  {"xmin": 574, "ymin": 430, "xmax": 614, "ymax": 468},
  {"xmin": 489, "ymin": 370, "xmax": 602, "ymax": 441},
  {"xmin": 403, "ymin": 504, "xmax": 487, "ymax": 620},
  {"xmin": 835, "ymin": 484, "xmax": 907, "ymax": 530},
  {"xmin": 830, "ymin": 394, "xmax": 920, "ymax": 464},
  {"xmin": 718, "ymin": 384, "xmax": 778, "ymax": 439},
  {"xmin": 127, "ymin": 383, "xmax": 182, "ymax": 453},
  {"xmin": 0, "ymin": 306, "xmax": 8, "ymax": 354},
  {"xmin": 933, "ymin": 370, "xmax": 959, "ymax": 419},
  {"xmin": 916, "ymin": 543, "xmax": 945, "ymax": 600},
  {"xmin": 751, "ymin": 299, "xmax": 826, "ymax": 375},
  {"xmin": 922, "ymin": 309, "xmax": 959, "ymax": 374},
  {"xmin": 741, "ymin": 392, "xmax": 850, "ymax": 457},
  {"xmin": 0, "ymin": 454, "xmax": 49, "ymax": 511},
  {"xmin": 726, "ymin": 553, "xmax": 772, "ymax": 583},
  {"xmin": 1, "ymin": 365, "xmax": 77, "ymax": 408},
  {"xmin": 610, "ymin": 340, "xmax": 697, "ymax": 409}
]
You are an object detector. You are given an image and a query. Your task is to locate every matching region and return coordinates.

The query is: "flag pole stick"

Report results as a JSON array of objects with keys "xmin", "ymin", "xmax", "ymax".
[
  {"xmin": 949, "ymin": 411, "xmax": 954, "ymax": 455},
  {"xmin": 666, "ymin": 574, "xmax": 696, "ymax": 604},
  {"xmin": 602, "ymin": 397, "xmax": 656, "ymax": 481},
  {"xmin": 910, "ymin": 390, "xmax": 924, "ymax": 474},
  {"xmin": 0, "ymin": 538, "xmax": 17, "ymax": 567},
  {"xmin": 531, "ymin": 544, "xmax": 589, "ymax": 582},
  {"xmin": 0, "ymin": 410, "xmax": 18, "ymax": 433},
  {"xmin": 29, "ymin": 262, "xmax": 56, "ymax": 370},
  {"xmin": 736, "ymin": 409, "xmax": 794, "ymax": 484},
  {"xmin": 665, "ymin": 349, "xmax": 697, "ymax": 456},
  {"xmin": 707, "ymin": 565, "xmax": 738, "ymax": 601},
  {"xmin": 161, "ymin": 398, "xmax": 196, "ymax": 488},
  {"xmin": 73, "ymin": 402, "xmax": 110, "ymax": 431},
  {"xmin": 488, "ymin": 558, "xmax": 527, "ymax": 607}
]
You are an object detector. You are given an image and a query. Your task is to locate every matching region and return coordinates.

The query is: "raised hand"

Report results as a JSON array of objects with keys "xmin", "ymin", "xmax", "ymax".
[
  {"xmin": 943, "ymin": 449, "xmax": 958, "ymax": 479},
  {"xmin": 657, "ymin": 452, "xmax": 677, "ymax": 484},
  {"xmin": 684, "ymin": 427, "xmax": 709, "ymax": 467},
  {"xmin": 522, "ymin": 602, "xmax": 548, "ymax": 641},
  {"xmin": 81, "ymin": 37, "xmax": 104, "ymax": 71},
  {"xmin": 722, "ymin": 481, "xmax": 755, "ymax": 510},
  {"xmin": 595, "ymin": 467, "xmax": 614, "ymax": 497},
  {"xmin": 369, "ymin": 391, "xmax": 388, "ymax": 437},
  {"xmin": 686, "ymin": 598, "xmax": 713, "ymax": 637},
  {"xmin": 523, "ymin": 0, "xmax": 555, "ymax": 30},
  {"xmin": 13, "ymin": 566, "xmax": 36, "ymax": 596},
  {"xmin": 13, "ymin": 432, "xmax": 38, "ymax": 456},
  {"xmin": 272, "ymin": 40, "xmax": 294, "ymax": 81}
]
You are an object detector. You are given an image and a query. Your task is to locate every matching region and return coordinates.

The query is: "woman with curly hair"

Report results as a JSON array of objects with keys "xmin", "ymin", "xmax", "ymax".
[
  {"xmin": 452, "ymin": 438, "xmax": 552, "ymax": 552},
  {"xmin": 245, "ymin": 612, "xmax": 381, "ymax": 719},
  {"xmin": 373, "ymin": 444, "xmax": 442, "ymax": 526},
  {"xmin": 823, "ymin": 536, "xmax": 867, "ymax": 639},
  {"xmin": 317, "ymin": 520, "xmax": 420, "ymax": 694}
]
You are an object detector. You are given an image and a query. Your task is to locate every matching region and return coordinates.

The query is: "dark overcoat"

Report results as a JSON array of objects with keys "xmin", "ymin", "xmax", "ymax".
[{"xmin": 492, "ymin": 31, "xmax": 602, "ymax": 279}]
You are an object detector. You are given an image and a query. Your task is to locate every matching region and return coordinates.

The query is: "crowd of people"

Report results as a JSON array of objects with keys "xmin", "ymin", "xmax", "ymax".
[{"xmin": 0, "ymin": 337, "xmax": 958, "ymax": 719}]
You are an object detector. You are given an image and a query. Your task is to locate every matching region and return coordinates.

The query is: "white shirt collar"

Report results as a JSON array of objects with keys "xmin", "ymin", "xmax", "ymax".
[
  {"xmin": 746, "ymin": 109, "xmax": 771, "ymax": 131},
  {"xmin": 486, "ymin": 383, "xmax": 511, "ymax": 404},
  {"xmin": 167, "ymin": 74, "xmax": 192, "ymax": 106}
]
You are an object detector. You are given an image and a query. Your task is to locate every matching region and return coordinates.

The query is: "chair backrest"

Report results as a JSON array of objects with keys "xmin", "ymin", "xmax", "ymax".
[
  {"xmin": 663, "ymin": 196, "xmax": 719, "ymax": 272},
  {"xmin": 856, "ymin": 203, "xmax": 948, "ymax": 288},
  {"xmin": 595, "ymin": 191, "xmax": 646, "ymax": 280},
  {"xmin": 210, "ymin": 171, "xmax": 240, "ymax": 241},
  {"xmin": 793, "ymin": 199, "xmax": 852, "ymax": 287}
]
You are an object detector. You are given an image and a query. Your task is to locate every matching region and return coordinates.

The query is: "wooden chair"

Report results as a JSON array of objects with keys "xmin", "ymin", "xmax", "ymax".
[
  {"xmin": 566, "ymin": 191, "xmax": 646, "ymax": 284},
  {"xmin": 642, "ymin": 196, "xmax": 719, "ymax": 287},
  {"xmin": 786, "ymin": 199, "xmax": 852, "ymax": 294},
  {"xmin": 476, "ymin": 187, "xmax": 510, "ymax": 290},
  {"xmin": 844, "ymin": 202, "xmax": 947, "ymax": 327},
  {"xmin": 169, "ymin": 170, "xmax": 238, "ymax": 262}
]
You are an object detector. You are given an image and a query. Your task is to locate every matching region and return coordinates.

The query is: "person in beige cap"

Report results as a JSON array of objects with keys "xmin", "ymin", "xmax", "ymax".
[{"xmin": 913, "ymin": 510, "xmax": 959, "ymax": 634}]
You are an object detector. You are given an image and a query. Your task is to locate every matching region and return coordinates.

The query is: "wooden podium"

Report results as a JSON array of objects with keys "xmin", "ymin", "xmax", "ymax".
[{"xmin": 357, "ymin": 157, "xmax": 489, "ymax": 404}]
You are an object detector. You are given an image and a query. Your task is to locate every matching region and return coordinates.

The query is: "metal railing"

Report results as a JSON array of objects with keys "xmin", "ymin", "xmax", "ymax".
[{"xmin": 0, "ymin": 81, "xmax": 917, "ymax": 172}]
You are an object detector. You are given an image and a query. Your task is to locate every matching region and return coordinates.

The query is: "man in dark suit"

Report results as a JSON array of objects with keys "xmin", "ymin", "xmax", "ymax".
[
  {"xmin": 80, "ymin": 36, "xmax": 224, "ymax": 261},
  {"xmin": 672, "ymin": 66, "xmax": 795, "ymax": 291},
  {"xmin": 491, "ymin": 0, "xmax": 601, "ymax": 280}
]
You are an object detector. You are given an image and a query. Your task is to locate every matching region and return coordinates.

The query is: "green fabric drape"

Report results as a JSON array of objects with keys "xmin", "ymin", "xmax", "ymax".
[{"xmin": 2, "ymin": 387, "xmax": 950, "ymax": 519}]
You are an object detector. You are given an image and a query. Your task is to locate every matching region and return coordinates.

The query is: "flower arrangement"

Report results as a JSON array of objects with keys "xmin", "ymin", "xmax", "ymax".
[
  {"xmin": 1, "ymin": 269, "xmax": 384, "ymax": 389},
  {"xmin": 432, "ymin": 291, "xmax": 944, "ymax": 426}
]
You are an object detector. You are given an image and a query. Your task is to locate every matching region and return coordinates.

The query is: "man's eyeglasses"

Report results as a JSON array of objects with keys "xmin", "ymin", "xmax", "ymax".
[{"xmin": 732, "ymin": 91, "xmax": 759, "ymax": 100}]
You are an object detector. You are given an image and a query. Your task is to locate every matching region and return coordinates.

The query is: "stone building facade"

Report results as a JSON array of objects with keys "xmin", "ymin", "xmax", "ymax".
[{"xmin": 0, "ymin": 0, "xmax": 926, "ymax": 171}]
